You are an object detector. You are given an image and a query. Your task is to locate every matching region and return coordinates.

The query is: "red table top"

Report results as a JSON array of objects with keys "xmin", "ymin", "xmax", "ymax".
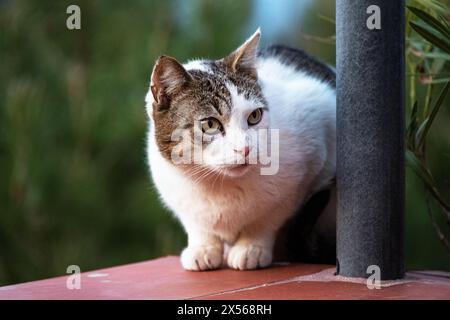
[{"xmin": 1, "ymin": 256, "xmax": 449, "ymax": 300}]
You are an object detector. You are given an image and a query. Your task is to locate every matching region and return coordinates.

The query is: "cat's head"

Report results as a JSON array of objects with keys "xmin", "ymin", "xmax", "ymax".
[{"xmin": 146, "ymin": 29, "xmax": 268, "ymax": 178}]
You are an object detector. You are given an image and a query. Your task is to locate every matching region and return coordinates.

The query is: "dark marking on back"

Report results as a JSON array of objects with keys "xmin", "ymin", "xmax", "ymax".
[
  {"xmin": 274, "ymin": 188, "xmax": 336, "ymax": 264},
  {"xmin": 258, "ymin": 45, "xmax": 336, "ymax": 88}
]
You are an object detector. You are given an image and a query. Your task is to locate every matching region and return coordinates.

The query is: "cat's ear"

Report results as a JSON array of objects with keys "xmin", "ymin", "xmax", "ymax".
[
  {"xmin": 222, "ymin": 28, "xmax": 261, "ymax": 79},
  {"xmin": 151, "ymin": 55, "xmax": 192, "ymax": 108}
]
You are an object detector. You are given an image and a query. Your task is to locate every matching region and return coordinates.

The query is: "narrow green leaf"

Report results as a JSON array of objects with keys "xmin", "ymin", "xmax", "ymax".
[
  {"xmin": 428, "ymin": 77, "xmax": 450, "ymax": 84},
  {"xmin": 407, "ymin": 149, "xmax": 450, "ymax": 213},
  {"xmin": 407, "ymin": 101, "xmax": 419, "ymax": 149},
  {"xmin": 412, "ymin": 0, "xmax": 448, "ymax": 13},
  {"xmin": 408, "ymin": 6, "xmax": 450, "ymax": 39},
  {"xmin": 405, "ymin": 150, "xmax": 436, "ymax": 187},
  {"xmin": 439, "ymin": 15, "xmax": 450, "ymax": 31},
  {"xmin": 430, "ymin": 54, "xmax": 446, "ymax": 74},
  {"xmin": 410, "ymin": 21, "xmax": 450, "ymax": 54},
  {"xmin": 420, "ymin": 51, "xmax": 450, "ymax": 60},
  {"xmin": 415, "ymin": 118, "xmax": 428, "ymax": 147},
  {"xmin": 417, "ymin": 81, "xmax": 450, "ymax": 147}
]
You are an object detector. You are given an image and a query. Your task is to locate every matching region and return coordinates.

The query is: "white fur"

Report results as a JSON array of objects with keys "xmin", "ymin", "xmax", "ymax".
[
  {"xmin": 183, "ymin": 59, "xmax": 211, "ymax": 73},
  {"xmin": 145, "ymin": 46, "xmax": 336, "ymax": 271}
]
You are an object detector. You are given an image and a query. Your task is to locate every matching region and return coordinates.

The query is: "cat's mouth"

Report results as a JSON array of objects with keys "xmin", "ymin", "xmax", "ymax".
[
  {"xmin": 225, "ymin": 163, "xmax": 248, "ymax": 169},
  {"xmin": 216, "ymin": 163, "xmax": 251, "ymax": 177}
]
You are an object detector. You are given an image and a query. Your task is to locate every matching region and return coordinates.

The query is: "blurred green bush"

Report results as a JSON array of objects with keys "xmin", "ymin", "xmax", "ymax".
[{"xmin": 0, "ymin": 0, "xmax": 449, "ymax": 285}]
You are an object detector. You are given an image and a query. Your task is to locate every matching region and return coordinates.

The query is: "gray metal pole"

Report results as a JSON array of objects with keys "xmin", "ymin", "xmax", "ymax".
[{"xmin": 336, "ymin": 0, "xmax": 405, "ymax": 279}]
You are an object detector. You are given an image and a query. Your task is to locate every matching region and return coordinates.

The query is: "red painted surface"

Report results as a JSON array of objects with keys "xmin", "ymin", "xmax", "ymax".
[
  {"xmin": 203, "ymin": 279, "xmax": 450, "ymax": 300},
  {"xmin": 0, "ymin": 256, "xmax": 449, "ymax": 300}
]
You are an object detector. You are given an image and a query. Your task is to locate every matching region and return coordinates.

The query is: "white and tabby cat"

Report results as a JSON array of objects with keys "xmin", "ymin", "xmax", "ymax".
[{"xmin": 145, "ymin": 29, "xmax": 336, "ymax": 271}]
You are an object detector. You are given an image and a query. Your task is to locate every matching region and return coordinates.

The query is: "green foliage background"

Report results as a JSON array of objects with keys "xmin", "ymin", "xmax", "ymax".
[{"xmin": 0, "ymin": 0, "xmax": 449, "ymax": 285}]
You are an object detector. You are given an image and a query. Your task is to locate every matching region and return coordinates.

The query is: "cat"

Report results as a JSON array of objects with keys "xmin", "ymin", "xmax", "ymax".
[{"xmin": 145, "ymin": 29, "xmax": 336, "ymax": 271}]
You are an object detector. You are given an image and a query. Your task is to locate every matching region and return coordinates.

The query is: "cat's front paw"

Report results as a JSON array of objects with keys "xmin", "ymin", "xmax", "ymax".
[
  {"xmin": 227, "ymin": 244, "xmax": 272, "ymax": 270},
  {"xmin": 181, "ymin": 245, "xmax": 223, "ymax": 271}
]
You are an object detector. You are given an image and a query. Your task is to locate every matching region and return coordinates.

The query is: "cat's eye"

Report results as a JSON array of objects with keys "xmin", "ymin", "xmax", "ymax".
[
  {"xmin": 247, "ymin": 108, "xmax": 263, "ymax": 125},
  {"xmin": 200, "ymin": 118, "xmax": 222, "ymax": 135}
]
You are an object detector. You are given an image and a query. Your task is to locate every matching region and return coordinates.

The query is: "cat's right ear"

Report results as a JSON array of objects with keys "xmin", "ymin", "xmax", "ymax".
[
  {"xmin": 222, "ymin": 28, "xmax": 261, "ymax": 79},
  {"xmin": 151, "ymin": 55, "xmax": 192, "ymax": 109}
]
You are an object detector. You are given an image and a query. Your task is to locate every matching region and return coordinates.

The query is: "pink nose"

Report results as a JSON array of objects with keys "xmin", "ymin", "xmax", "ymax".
[{"xmin": 235, "ymin": 146, "xmax": 250, "ymax": 157}]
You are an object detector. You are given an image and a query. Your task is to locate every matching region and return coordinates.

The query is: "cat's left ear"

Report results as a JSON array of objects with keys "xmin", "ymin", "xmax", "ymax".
[{"xmin": 222, "ymin": 28, "xmax": 261, "ymax": 79}]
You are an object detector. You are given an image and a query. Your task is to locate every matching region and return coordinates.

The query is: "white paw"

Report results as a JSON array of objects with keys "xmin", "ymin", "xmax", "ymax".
[
  {"xmin": 181, "ymin": 245, "xmax": 223, "ymax": 271},
  {"xmin": 227, "ymin": 244, "xmax": 272, "ymax": 270}
]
